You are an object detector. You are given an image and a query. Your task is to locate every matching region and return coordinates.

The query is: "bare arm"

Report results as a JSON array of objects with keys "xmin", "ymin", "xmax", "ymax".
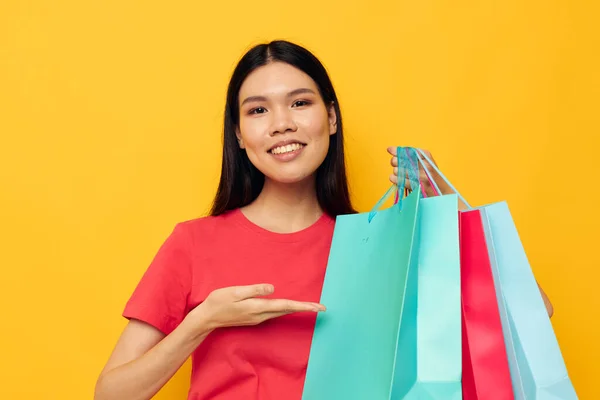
[
  {"xmin": 95, "ymin": 284, "xmax": 324, "ymax": 400},
  {"xmin": 94, "ymin": 313, "xmax": 213, "ymax": 400}
]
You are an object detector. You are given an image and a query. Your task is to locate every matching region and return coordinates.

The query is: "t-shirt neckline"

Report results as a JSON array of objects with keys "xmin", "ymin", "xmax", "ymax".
[{"xmin": 230, "ymin": 208, "xmax": 333, "ymax": 243}]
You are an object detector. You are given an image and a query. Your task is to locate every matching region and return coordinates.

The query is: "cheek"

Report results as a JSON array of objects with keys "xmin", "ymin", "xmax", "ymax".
[
  {"xmin": 303, "ymin": 113, "xmax": 331, "ymax": 155},
  {"xmin": 238, "ymin": 120, "xmax": 267, "ymax": 151},
  {"xmin": 301, "ymin": 109, "xmax": 331, "ymax": 139}
]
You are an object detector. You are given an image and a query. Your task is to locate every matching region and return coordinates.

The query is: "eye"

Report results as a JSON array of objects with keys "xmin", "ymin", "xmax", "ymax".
[
  {"xmin": 292, "ymin": 100, "xmax": 311, "ymax": 107},
  {"xmin": 248, "ymin": 107, "xmax": 267, "ymax": 115}
]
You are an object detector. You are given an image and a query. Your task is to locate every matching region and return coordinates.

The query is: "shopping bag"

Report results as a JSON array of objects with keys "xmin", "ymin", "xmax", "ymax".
[
  {"xmin": 392, "ymin": 147, "xmax": 462, "ymax": 399},
  {"xmin": 480, "ymin": 203, "xmax": 578, "ymax": 399},
  {"xmin": 460, "ymin": 209, "xmax": 514, "ymax": 399},
  {"xmin": 302, "ymin": 148, "xmax": 462, "ymax": 399},
  {"xmin": 407, "ymin": 148, "xmax": 512, "ymax": 398},
  {"xmin": 417, "ymin": 149, "xmax": 578, "ymax": 399},
  {"xmin": 301, "ymin": 183, "xmax": 421, "ymax": 399},
  {"xmin": 392, "ymin": 193, "xmax": 462, "ymax": 399}
]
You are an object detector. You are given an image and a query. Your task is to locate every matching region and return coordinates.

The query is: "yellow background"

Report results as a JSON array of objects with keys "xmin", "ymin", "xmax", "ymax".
[{"xmin": 1, "ymin": 0, "xmax": 598, "ymax": 398}]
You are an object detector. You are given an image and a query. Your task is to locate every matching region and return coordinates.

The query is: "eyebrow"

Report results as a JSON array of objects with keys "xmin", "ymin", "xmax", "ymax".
[{"xmin": 240, "ymin": 88, "xmax": 316, "ymax": 106}]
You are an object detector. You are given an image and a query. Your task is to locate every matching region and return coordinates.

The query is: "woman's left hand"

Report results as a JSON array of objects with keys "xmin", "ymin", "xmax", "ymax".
[
  {"xmin": 387, "ymin": 147, "xmax": 553, "ymax": 317},
  {"xmin": 387, "ymin": 146, "xmax": 449, "ymax": 198}
]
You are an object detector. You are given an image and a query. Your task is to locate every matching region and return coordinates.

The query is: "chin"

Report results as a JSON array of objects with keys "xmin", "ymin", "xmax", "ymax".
[
  {"xmin": 265, "ymin": 172, "xmax": 315, "ymax": 185},
  {"xmin": 262, "ymin": 166, "xmax": 318, "ymax": 185}
]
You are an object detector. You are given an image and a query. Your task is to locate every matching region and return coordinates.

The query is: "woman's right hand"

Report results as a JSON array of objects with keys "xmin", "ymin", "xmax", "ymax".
[{"xmin": 190, "ymin": 284, "xmax": 326, "ymax": 331}]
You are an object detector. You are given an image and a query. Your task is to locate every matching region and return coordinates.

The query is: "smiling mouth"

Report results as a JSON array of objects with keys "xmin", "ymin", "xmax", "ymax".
[{"xmin": 268, "ymin": 142, "xmax": 305, "ymax": 155}]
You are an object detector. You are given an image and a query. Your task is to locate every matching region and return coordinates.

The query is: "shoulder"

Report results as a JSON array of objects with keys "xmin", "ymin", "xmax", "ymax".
[
  {"xmin": 144, "ymin": 211, "xmax": 243, "ymax": 273},
  {"xmin": 172, "ymin": 209, "xmax": 245, "ymax": 245},
  {"xmin": 177, "ymin": 209, "xmax": 241, "ymax": 231}
]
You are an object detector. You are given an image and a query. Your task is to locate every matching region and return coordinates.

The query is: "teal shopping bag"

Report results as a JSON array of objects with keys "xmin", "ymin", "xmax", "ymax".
[
  {"xmin": 417, "ymin": 149, "xmax": 578, "ymax": 399},
  {"xmin": 392, "ymin": 148, "xmax": 462, "ymax": 399},
  {"xmin": 301, "ymin": 148, "xmax": 462, "ymax": 400},
  {"xmin": 392, "ymin": 193, "xmax": 462, "ymax": 399},
  {"xmin": 301, "ymin": 189, "xmax": 420, "ymax": 400}
]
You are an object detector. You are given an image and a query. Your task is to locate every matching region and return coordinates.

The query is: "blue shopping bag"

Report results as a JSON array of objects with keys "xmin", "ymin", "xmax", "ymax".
[
  {"xmin": 418, "ymin": 149, "xmax": 578, "ymax": 400},
  {"xmin": 301, "ymin": 148, "xmax": 462, "ymax": 400},
  {"xmin": 480, "ymin": 203, "xmax": 578, "ymax": 399}
]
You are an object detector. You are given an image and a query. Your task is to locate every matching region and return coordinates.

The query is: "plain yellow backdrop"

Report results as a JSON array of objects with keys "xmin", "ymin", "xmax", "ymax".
[{"xmin": 1, "ymin": 0, "xmax": 598, "ymax": 398}]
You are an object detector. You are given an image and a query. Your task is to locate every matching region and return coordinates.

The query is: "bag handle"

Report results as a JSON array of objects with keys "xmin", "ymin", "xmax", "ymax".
[
  {"xmin": 367, "ymin": 146, "xmax": 472, "ymax": 222},
  {"xmin": 392, "ymin": 147, "xmax": 438, "ymax": 204},
  {"xmin": 409, "ymin": 148, "xmax": 441, "ymax": 196},
  {"xmin": 368, "ymin": 147, "xmax": 420, "ymax": 222},
  {"xmin": 397, "ymin": 146, "xmax": 422, "ymax": 199},
  {"xmin": 397, "ymin": 147, "xmax": 441, "ymax": 199},
  {"xmin": 415, "ymin": 148, "xmax": 472, "ymax": 210}
]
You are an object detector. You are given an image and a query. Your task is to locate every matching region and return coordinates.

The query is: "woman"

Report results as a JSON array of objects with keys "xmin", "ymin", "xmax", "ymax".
[{"xmin": 94, "ymin": 40, "xmax": 553, "ymax": 400}]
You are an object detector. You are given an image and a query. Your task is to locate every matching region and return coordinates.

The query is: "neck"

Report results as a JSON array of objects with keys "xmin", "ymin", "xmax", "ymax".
[{"xmin": 241, "ymin": 175, "xmax": 323, "ymax": 233}]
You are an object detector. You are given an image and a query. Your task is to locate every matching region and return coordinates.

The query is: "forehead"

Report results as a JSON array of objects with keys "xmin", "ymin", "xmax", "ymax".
[{"xmin": 239, "ymin": 62, "xmax": 319, "ymax": 98}]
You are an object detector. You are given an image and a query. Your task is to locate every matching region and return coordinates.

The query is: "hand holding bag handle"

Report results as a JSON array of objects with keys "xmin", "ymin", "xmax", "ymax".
[
  {"xmin": 368, "ymin": 147, "xmax": 421, "ymax": 222},
  {"xmin": 369, "ymin": 146, "xmax": 471, "ymax": 222},
  {"xmin": 394, "ymin": 147, "xmax": 442, "ymax": 200}
]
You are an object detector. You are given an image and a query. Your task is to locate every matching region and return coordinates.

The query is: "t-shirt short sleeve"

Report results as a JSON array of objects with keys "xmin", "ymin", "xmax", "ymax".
[{"xmin": 122, "ymin": 223, "xmax": 192, "ymax": 336}]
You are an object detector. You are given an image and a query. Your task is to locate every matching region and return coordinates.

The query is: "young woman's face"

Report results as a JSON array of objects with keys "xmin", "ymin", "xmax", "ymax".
[{"xmin": 236, "ymin": 61, "xmax": 337, "ymax": 184}]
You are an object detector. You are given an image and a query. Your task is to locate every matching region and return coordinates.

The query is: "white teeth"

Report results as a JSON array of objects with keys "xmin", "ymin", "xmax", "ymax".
[{"xmin": 271, "ymin": 143, "xmax": 303, "ymax": 155}]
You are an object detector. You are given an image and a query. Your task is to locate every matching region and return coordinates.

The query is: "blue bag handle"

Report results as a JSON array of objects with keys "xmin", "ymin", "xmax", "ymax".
[
  {"xmin": 368, "ymin": 147, "xmax": 420, "ymax": 222},
  {"xmin": 414, "ymin": 148, "xmax": 472, "ymax": 210},
  {"xmin": 399, "ymin": 147, "xmax": 442, "ymax": 199},
  {"xmin": 397, "ymin": 146, "xmax": 421, "ymax": 199},
  {"xmin": 367, "ymin": 147, "xmax": 472, "ymax": 222}
]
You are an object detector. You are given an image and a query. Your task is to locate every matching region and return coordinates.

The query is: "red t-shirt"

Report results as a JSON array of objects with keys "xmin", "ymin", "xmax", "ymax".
[{"xmin": 122, "ymin": 208, "xmax": 335, "ymax": 400}]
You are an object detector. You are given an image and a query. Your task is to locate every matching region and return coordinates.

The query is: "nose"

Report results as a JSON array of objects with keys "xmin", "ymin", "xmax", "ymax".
[{"xmin": 269, "ymin": 108, "xmax": 297, "ymax": 136}]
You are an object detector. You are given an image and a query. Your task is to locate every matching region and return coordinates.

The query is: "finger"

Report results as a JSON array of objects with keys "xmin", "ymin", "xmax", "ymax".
[
  {"xmin": 232, "ymin": 284, "xmax": 275, "ymax": 301},
  {"xmin": 390, "ymin": 168, "xmax": 411, "ymax": 186},
  {"xmin": 386, "ymin": 146, "xmax": 398, "ymax": 156},
  {"xmin": 392, "ymin": 167, "xmax": 409, "ymax": 182},
  {"xmin": 255, "ymin": 299, "xmax": 326, "ymax": 314},
  {"xmin": 389, "ymin": 174, "xmax": 417, "ymax": 190},
  {"xmin": 258, "ymin": 310, "xmax": 318, "ymax": 322},
  {"xmin": 390, "ymin": 156, "xmax": 398, "ymax": 167}
]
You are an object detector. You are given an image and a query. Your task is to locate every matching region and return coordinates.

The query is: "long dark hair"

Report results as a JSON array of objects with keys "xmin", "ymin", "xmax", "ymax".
[{"xmin": 209, "ymin": 40, "xmax": 355, "ymax": 217}]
